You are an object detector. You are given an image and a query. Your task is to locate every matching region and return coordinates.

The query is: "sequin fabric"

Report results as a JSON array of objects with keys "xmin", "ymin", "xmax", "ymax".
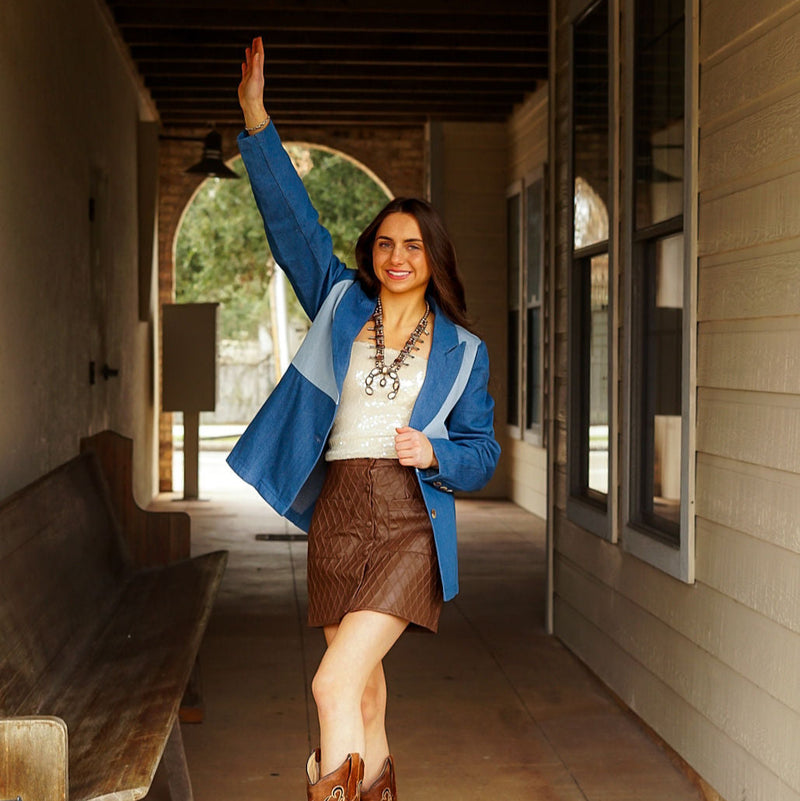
[
  {"xmin": 307, "ymin": 459, "xmax": 443, "ymax": 633},
  {"xmin": 326, "ymin": 341, "xmax": 427, "ymax": 462}
]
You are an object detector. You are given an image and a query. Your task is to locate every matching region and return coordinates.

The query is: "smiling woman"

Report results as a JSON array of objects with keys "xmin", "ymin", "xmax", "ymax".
[{"xmin": 226, "ymin": 35, "xmax": 500, "ymax": 801}]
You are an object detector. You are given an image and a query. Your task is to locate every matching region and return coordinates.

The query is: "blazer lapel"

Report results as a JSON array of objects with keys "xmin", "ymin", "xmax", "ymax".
[
  {"xmin": 331, "ymin": 283, "xmax": 375, "ymax": 391},
  {"xmin": 410, "ymin": 306, "xmax": 464, "ymax": 432}
]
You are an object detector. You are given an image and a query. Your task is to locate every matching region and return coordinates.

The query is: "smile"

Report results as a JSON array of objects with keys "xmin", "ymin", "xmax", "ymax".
[{"xmin": 386, "ymin": 270, "xmax": 411, "ymax": 279}]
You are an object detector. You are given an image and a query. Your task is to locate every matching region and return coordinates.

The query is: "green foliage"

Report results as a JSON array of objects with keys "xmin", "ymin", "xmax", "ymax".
[{"xmin": 175, "ymin": 148, "xmax": 390, "ymax": 341}]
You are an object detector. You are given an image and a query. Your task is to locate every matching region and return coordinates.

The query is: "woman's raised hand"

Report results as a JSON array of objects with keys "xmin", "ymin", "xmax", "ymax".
[{"xmin": 238, "ymin": 36, "xmax": 269, "ymax": 133}]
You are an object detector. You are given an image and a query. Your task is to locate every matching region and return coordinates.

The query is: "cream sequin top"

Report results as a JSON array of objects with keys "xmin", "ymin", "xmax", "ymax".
[{"xmin": 326, "ymin": 340, "xmax": 428, "ymax": 461}]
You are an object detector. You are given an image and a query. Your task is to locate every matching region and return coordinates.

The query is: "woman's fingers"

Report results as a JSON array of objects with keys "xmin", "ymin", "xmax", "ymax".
[
  {"xmin": 395, "ymin": 427, "xmax": 434, "ymax": 469},
  {"xmin": 238, "ymin": 36, "xmax": 267, "ymax": 118}
]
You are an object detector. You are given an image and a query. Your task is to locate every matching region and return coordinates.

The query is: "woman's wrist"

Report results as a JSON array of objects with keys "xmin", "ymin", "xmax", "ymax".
[{"xmin": 242, "ymin": 104, "xmax": 269, "ymax": 134}]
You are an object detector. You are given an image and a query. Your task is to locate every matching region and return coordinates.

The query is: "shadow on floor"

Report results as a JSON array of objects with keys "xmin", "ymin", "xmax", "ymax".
[{"xmin": 146, "ymin": 451, "xmax": 703, "ymax": 801}]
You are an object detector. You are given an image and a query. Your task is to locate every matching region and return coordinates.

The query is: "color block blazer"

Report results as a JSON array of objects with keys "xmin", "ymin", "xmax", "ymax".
[{"xmin": 227, "ymin": 122, "xmax": 500, "ymax": 601}]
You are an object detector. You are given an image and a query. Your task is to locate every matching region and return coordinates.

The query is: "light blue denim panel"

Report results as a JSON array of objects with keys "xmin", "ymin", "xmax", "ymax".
[
  {"xmin": 421, "ymin": 328, "xmax": 480, "ymax": 440},
  {"xmin": 289, "ymin": 279, "xmax": 352, "ymax": 403}
]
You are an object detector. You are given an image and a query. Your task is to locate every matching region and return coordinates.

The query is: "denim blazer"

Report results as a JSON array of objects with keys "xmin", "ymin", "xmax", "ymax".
[{"xmin": 226, "ymin": 122, "xmax": 500, "ymax": 601}]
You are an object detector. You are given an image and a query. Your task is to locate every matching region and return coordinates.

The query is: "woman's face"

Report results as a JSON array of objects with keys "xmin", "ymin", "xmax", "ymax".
[{"xmin": 371, "ymin": 212, "xmax": 431, "ymax": 298}]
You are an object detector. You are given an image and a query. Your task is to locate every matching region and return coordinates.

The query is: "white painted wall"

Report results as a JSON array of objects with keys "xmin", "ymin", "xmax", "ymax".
[
  {"xmin": 429, "ymin": 120, "xmax": 509, "ymax": 497},
  {"xmin": 0, "ymin": 0, "xmax": 159, "ymax": 504}
]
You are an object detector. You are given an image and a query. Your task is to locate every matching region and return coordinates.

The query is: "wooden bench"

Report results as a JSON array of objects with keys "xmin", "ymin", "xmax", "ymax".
[{"xmin": 0, "ymin": 443, "xmax": 227, "ymax": 801}]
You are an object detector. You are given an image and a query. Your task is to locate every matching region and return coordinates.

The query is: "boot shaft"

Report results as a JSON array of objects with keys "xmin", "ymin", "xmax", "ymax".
[
  {"xmin": 306, "ymin": 750, "xmax": 364, "ymax": 801},
  {"xmin": 360, "ymin": 755, "xmax": 397, "ymax": 801}
]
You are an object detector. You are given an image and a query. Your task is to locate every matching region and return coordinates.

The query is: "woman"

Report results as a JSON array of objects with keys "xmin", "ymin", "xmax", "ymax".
[{"xmin": 228, "ymin": 37, "xmax": 500, "ymax": 801}]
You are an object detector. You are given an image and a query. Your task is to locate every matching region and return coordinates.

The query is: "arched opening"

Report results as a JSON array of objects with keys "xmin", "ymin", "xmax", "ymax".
[{"xmin": 170, "ymin": 143, "xmax": 391, "ymax": 492}]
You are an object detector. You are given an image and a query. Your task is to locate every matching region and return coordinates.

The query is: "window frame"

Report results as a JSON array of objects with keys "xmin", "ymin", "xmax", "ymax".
[
  {"xmin": 620, "ymin": 0, "xmax": 698, "ymax": 582},
  {"xmin": 566, "ymin": 0, "xmax": 617, "ymax": 541}
]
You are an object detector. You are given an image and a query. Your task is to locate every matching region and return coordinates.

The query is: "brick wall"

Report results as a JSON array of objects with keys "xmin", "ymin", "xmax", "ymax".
[{"xmin": 158, "ymin": 124, "xmax": 426, "ymax": 490}]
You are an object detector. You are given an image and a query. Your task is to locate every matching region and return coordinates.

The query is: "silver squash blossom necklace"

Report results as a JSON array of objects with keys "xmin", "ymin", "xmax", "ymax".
[{"xmin": 364, "ymin": 296, "xmax": 430, "ymax": 400}]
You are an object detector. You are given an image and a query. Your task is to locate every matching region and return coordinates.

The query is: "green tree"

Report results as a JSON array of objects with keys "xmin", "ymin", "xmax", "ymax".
[{"xmin": 175, "ymin": 148, "xmax": 390, "ymax": 342}]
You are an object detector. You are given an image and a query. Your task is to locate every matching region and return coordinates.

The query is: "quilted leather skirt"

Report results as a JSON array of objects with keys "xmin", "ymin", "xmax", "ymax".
[{"xmin": 307, "ymin": 458, "xmax": 443, "ymax": 633}]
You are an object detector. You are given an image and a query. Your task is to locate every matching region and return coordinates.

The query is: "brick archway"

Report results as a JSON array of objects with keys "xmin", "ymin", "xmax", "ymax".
[{"xmin": 158, "ymin": 124, "xmax": 426, "ymax": 490}]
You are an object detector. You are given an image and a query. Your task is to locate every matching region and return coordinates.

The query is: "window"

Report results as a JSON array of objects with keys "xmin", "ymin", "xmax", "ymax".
[
  {"xmin": 623, "ymin": 0, "xmax": 696, "ymax": 581},
  {"xmin": 507, "ymin": 188, "xmax": 522, "ymax": 432},
  {"xmin": 507, "ymin": 173, "xmax": 546, "ymax": 444},
  {"xmin": 568, "ymin": 0, "xmax": 613, "ymax": 537},
  {"xmin": 525, "ymin": 173, "xmax": 545, "ymax": 443}
]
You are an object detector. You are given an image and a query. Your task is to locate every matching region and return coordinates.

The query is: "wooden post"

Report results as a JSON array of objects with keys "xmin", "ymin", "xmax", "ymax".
[{"xmin": 183, "ymin": 411, "xmax": 200, "ymax": 501}]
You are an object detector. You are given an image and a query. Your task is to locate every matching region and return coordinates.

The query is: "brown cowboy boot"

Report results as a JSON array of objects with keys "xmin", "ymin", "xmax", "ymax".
[
  {"xmin": 361, "ymin": 755, "xmax": 397, "ymax": 801},
  {"xmin": 306, "ymin": 749, "xmax": 364, "ymax": 801}
]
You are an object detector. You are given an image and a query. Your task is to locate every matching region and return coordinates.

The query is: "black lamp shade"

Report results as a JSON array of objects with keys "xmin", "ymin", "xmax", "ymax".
[{"xmin": 185, "ymin": 131, "xmax": 240, "ymax": 179}]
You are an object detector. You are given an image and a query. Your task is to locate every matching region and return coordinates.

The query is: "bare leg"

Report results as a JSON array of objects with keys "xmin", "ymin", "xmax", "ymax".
[
  {"xmin": 360, "ymin": 661, "xmax": 390, "ymax": 784},
  {"xmin": 314, "ymin": 610, "xmax": 407, "ymax": 782}
]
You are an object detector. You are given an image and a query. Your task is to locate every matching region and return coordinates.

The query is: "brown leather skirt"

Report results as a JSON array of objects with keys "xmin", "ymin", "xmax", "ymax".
[{"xmin": 307, "ymin": 458, "xmax": 443, "ymax": 633}]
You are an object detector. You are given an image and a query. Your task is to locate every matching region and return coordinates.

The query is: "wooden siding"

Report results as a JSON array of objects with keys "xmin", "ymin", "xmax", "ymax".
[
  {"xmin": 507, "ymin": 438, "xmax": 548, "ymax": 517},
  {"xmin": 550, "ymin": 1, "xmax": 800, "ymax": 800},
  {"xmin": 506, "ymin": 87, "xmax": 550, "ymax": 517}
]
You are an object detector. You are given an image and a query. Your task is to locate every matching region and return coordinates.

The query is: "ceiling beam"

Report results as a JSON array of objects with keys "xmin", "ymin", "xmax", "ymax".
[
  {"xmin": 129, "ymin": 45, "xmax": 543, "ymax": 68},
  {"xmin": 120, "ymin": 27, "xmax": 544, "ymax": 51},
  {"xmin": 108, "ymin": 0, "xmax": 545, "ymax": 11},
  {"xmin": 111, "ymin": 8, "xmax": 545, "ymax": 34},
  {"xmin": 138, "ymin": 60, "xmax": 544, "ymax": 82}
]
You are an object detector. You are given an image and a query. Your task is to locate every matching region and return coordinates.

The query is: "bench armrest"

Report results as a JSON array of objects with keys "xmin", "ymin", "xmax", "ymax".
[{"xmin": 0, "ymin": 717, "xmax": 68, "ymax": 801}]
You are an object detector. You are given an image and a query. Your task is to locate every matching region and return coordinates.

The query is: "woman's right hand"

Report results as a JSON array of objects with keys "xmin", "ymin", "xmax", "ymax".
[{"xmin": 238, "ymin": 36, "xmax": 269, "ymax": 132}]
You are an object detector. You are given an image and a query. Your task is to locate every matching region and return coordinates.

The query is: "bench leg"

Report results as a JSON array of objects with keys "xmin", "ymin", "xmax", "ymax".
[{"xmin": 162, "ymin": 719, "xmax": 194, "ymax": 801}]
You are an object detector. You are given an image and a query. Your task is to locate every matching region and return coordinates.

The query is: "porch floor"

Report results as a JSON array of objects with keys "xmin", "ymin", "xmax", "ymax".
[{"xmin": 147, "ymin": 451, "xmax": 704, "ymax": 801}]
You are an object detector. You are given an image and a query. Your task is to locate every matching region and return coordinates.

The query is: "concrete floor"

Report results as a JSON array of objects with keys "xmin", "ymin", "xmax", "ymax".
[{"xmin": 147, "ymin": 451, "xmax": 704, "ymax": 801}]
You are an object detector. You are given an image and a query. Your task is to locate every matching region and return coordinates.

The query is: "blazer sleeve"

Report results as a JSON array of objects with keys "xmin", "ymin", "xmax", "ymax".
[
  {"xmin": 420, "ymin": 341, "xmax": 501, "ymax": 493},
  {"xmin": 238, "ymin": 123, "xmax": 353, "ymax": 319}
]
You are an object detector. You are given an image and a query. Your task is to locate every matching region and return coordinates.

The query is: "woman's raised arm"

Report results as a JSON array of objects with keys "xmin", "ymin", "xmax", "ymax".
[{"xmin": 235, "ymin": 37, "xmax": 351, "ymax": 317}]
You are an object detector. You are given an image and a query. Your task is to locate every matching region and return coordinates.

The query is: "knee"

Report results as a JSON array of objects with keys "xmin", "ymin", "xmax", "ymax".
[
  {"xmin": 312, "ymin": 664, "xmax": 355, "ymax": 720},
  {"xmin": 311, "ymin": 666, "xmax": 336, "ymax": 716}
]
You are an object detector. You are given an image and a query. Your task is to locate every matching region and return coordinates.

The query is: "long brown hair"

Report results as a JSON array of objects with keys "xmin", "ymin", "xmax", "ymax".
[{"xmin": 355, "ymin": 197, "xmax": 475, "ymax": 333}]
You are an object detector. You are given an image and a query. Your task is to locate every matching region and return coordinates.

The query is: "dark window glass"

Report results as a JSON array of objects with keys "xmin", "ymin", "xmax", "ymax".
[
  {"xmin": 634, "ymin": 0, "xmax": 685, "ymax": 230},
  {"xmin": 570, "ymin": 0, "xmax": 610, "ymax": 513},
  {"xmin": 527, "ymin": 306, "xmax": 541, "ymax": 428},
  {"xmin": 632, "ymin": 233, "xmax": 683, "ymax": 541},
  {"xmin": 526, "ymin": 179, "xmax": 543, "ymax": 305},
  {"xmin": 586, "ymin": 253, "xmax": 609, "ymax": 495},
  {"xmin": 573, "ymin": 0, "xmax": 610, "ymax": 250},
  {"xmin": 630, "ymin": 0, "xmax": 685, "ymax": 543}
]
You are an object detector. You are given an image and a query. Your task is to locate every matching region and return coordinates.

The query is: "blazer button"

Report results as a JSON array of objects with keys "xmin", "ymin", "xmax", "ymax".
[{"xmin": 431, "ymin": 509, "xmax": 437, "ymax": 519}]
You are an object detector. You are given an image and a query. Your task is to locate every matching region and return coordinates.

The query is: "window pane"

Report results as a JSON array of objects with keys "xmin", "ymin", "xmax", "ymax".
[
  {"xmin": 508, "ymin": 194, "xmax": 521, "ymax": 308},
  {"xmin": 508, "ymin": 310, "xmax": 520, "ymax": 426},
  {"xmin": 634, "ymin": 0, "xmax": 685, "ymax": 229},
  {"xmin": 526, "ymin": 306, "xmax": 541, "ymax": 428},
  {"xmin": 526, "ymin": 179, "xmax": 543, "ymax": 303},
  {"xmin": 637, "ymin": 233, "xmax": 683, "ymax": 536},
  {"xmin": 573, "ymin": 0, "xmax": 610, "ymax": 249},
  {"xmin": 588, "ymin": 253, "xmax": 609, "ymax": 494}
]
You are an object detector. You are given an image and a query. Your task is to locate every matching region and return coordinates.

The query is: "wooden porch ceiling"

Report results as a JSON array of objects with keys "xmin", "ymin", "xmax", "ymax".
[{"xmin": 105, "ymin": 0, "xmax": 549, "ymax": 129}]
